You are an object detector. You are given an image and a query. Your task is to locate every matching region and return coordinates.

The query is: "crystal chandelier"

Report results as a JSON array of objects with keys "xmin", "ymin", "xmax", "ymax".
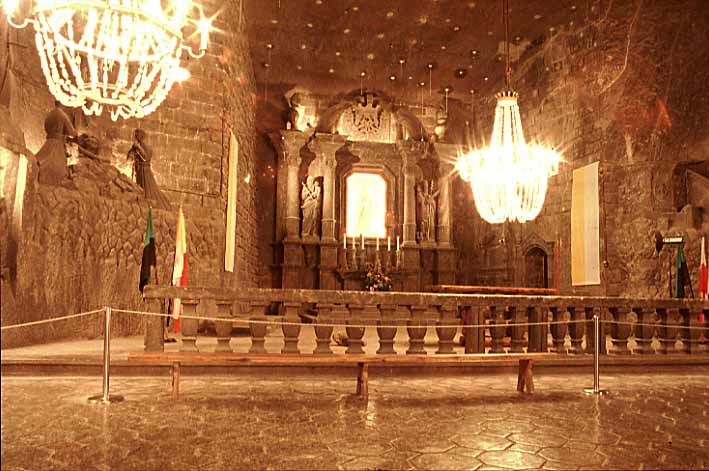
[
  {"xmin": 2, "ymin": 0, "xmax": 212, "ymax": 120},
  {"xmin": 457, "ymin": 0, "xmax": 561, "ymax": 224}
]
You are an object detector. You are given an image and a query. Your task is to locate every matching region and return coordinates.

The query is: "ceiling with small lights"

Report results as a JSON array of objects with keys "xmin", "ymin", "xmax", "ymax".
[{"xmin": 245, "ymin": 0, "xmax": 584, "ymax": 103}]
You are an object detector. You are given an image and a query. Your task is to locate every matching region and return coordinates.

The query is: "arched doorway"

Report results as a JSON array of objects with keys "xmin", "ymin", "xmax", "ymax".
[{"xmin": 525, "ymin": 247, "xmax": 548, "ymax": 288}]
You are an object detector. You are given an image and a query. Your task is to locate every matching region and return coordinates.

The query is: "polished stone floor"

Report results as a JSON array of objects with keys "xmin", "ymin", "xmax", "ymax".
[{"xmin": 2, "ymin": 371, "xmax": 708, "ymax": 471}]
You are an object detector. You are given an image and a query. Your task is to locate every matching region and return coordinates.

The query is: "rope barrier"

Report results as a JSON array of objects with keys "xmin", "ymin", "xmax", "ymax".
[
  {"xmin": 0, "ymin": 309, "xmax": 104, "ymax": 331},
  {"xmin": 112, "ymin": 308, "xmax": 591, "ymax": 329},
  {"xmin": 599, "ymin": 319, "xmax": 709, "ymax": 331}
]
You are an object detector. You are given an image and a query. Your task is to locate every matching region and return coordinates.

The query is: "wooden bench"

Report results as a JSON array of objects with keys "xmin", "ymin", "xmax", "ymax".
[{"xmin": 128, "ymin": 352, "xmax": 558, "ymax": 400}]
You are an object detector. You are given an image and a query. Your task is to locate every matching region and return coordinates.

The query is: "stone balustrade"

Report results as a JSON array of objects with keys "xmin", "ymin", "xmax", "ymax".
[{"xmin": 142, "ymin": 286, "xmax": 708, "ymax": 355}]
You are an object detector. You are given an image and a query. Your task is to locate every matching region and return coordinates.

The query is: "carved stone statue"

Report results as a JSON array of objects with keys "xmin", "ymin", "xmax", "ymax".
[
  {"xmin": 300, "ymin": 175, "xmax": 321, "ymax": 238},
  {"xmin": 417, "ymin": 180, "xmax": 438, "ymax": 242},
  {"xmin": 36, "ymin": 101, "xmax": 77, "ymax": 186},
  {"xmin": 432, "ymin": 107, "xmax": 448, "ymax": 142},
  {"xmin": 287, "ymin": 93, "xmax": 316, "ymax": 131},
  {"xmin": 127, "ymin": 129, "xmax": 171, "ymax": 209}
]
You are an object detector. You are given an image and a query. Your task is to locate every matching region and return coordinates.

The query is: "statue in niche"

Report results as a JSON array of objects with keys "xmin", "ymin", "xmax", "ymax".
[
  {"xmin": 36, "ymin": 101, "xmax": 77, "ymax": 186},
  {"xmin": 287, "ymin": 93, "xmax": 317, "ymax": 131},
  {"xmin": 300, "ymin": 175, "xmax": 321, "ymax": 238},
  {"xmin": 127, "ymin": 129, "xmax": 171, "ymax": 209},
  {"xmin": 432, "ymin": 107, "xmax": 448, "ymax": 142},
  {"xmin": 417, "ymin": 180, "xmax": 438, "ymax": 242}
]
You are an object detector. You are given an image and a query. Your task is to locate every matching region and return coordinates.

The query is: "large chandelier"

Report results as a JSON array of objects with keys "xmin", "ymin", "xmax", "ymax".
[
  {"xmin": 457, "ymin": 0, "xmax": 561, "ymax": 224},
  {"xmin": 2, "ymin": 0, "xmax": 212, "ymax": 120}
]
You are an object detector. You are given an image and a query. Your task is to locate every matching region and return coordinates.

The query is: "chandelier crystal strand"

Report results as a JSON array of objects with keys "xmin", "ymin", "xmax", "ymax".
[
  {"xmin": 456, "ymin": 0, "xmax": 560, "ymax": 224},
  {"xmin": 3, "ymin": 0, "xmax": 211, "ymax": 120}
]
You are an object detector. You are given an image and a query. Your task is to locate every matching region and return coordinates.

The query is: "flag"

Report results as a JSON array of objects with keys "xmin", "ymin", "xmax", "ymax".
[
  {"xmin": 171, "ymin": 207, "xmax": 188, "ymax": 333},
  {"xmin": 675, "ymin": 243, "xmax": 689, "ymax": 298},
  {"xmin": 139, "ymin": 207, "xmax": 156, "ymax": 293},
  {"xmin": 700, "ymin": 236, "xmax": 707, "ymax": 301}
]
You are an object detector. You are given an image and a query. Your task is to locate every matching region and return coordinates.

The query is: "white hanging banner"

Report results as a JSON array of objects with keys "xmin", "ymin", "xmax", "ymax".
[
  {"xmin": 225, "ymin": 131, "xmax": 238, "ymax": 272},
  {"xmin": 571, "ymin": 161, "xmax": 601, "ymax": 286}
]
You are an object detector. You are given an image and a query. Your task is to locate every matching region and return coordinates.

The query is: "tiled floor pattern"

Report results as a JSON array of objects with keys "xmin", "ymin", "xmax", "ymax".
[{"xmin": 2, "ymin": 371, "xmax": 708, "ymax": 470}]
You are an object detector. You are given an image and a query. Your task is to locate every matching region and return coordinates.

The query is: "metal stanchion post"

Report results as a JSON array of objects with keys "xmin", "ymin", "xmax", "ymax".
[
  {"xmin": 584, "ymin": 313, "xmax": 609, "ymax": 395},
  {"xmin": 88, "ymin": 306, "xmax": 124, "ymax": 404}
]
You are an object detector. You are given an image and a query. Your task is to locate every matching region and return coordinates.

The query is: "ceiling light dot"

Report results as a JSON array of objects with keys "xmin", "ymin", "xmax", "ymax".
[
  {"xmin": 398, "ymin": 58, "xmax": 406, "ymax": 64},
  {"xmin": 367, "ymin": 53, "xmax": 375, "ymax": 60},
  {"xmin": 455, "ymin": 68, "xmax": 467, "ymax": 78},
  {"xmin": 549, "ymin": 27, "xmax": 555, "ymax": 32},
  {"xmin": 315, "ymin": 0, "xmax": 322, "ymax": 4},
  {"xmin": 344, "ymin": 28, "xmax": 351, "ymax": 34},
  {"xmin": 329, "ymin": 68, "xmax": 335, "ymax": 74},
  {"xmin": 483, "ymin": 76, "xmax": 489, "ymax": 81},
  {"xmin": 270, "ymin": 19, "xmax": 278, "ymax": 24},
  {"xmin": 514, "ymin": 35, "xmax": 521, "ymax": 42},
  {"xmin": 377, "ymin": 33, "xmax": 385, "ymax": 39},
  {"xmin": 262, "ymin": 62, "xmax": 270, "ymax": 68},
  {"xmin": 352, "ymin": 5, "xmax": 359, "ymax": 11},
  {"xmin": 440, "ymin": 45, "xmax": 447, "ymax": 51},
  {"xmin": 335, "ymin": 51, "xmax": 341, "ymax": 56},
  {"xmin": 453, "ymin": 25, "xmax": 461, "ymax": 32},
  {"xmin": 534, "ymin": 14, "xmax": 542, "ymax": 20},
  {"xmin": 418, "ymin": 16, "xmax": 428, "ymax": 25},
  {"xmin": 418, "ymin": 81, "xmax": 426, "ymax": 87},
  {"xmin": 571, "ymin": 5, "xmax": 577, "ymax": 11},
  {"xmin": 470, "ymin": 49, "xmax": 479, "ymax": 56},
  {"xmin": 360, "ymin": 71, "xmax": 366, "ymax": 77},
  {"xmin": 306, "ymin": 23, "xmax": 313, "ymax": 28},
  {"xmin": 386, "ymin": 10, "xmax": 395, "ymax": 18},
  {"xmin": 266, "ymin": 43, "xmax": 273, "ymax": 50},
  {"xmin": 408, "ymin": 75, "xmax": 413, "ymax": 80},
  {"xmin": 427, "ymin": 63, "xmax": 435, "ymax": 69},
  {"xmin": 296, "ymin": 65, "xmax": 303, "ymax": 70},
  {"xmin": 445, "ymin": 18, "xmax": 452, "ymax": 23},
  {"xmin": 301, "ymin": 44, "xmax": 308, "ymax": 50},
  {"xmin": 389, "ymin": 74, "xmax": 396, "ymax": 81}
]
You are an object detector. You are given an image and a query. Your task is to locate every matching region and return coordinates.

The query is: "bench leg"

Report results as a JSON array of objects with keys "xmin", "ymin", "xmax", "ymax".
[
  {"xmin": 356, "ymin": 362, "xmax": 369, "ymax": 400},
  {"xmin": 517, "ymin": 359, "xmax": 534, "ymax": 394},
  {"xmin": 172, "ymin": 362, "xmax": 180, "ymax": 399}
]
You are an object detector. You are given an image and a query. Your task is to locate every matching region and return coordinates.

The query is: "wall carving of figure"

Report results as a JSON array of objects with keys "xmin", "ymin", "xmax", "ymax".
[
  {"xmin": 300, "ymin": 175, "xmax": 321, "ymax": 238},
  {"xmin": 417, "ymin": 180, "xmax": 438, "ymax": 242},
  {"xmin": 127, "ymin": 129, "xmax": 171, "ymax": 209},
  {"xmin": 36, "ymin": 101, "xmax": 77, "ymax": 186}
]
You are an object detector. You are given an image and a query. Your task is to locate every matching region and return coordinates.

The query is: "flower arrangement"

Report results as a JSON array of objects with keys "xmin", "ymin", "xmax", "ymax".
[{"xmin": 365, "ymin": 265, "xmax": 392, "ymax": 292}]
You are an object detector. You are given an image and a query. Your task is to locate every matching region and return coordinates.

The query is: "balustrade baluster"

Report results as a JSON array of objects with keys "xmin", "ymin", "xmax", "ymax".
[
  {"xmin": 489, "ymin": 305, "xmax": 506, "ymax": 353},
  {"xmin": 527, "ymin": 306, "xmax": 542, "ymax": 352},
  {"xmin": 633, "ymin": 307, "xmax": 655, "ymax": 355},
  {"xmin": 657, "ymin": 308, "xmax": 678, "ymax": 354},
  {"xmin": 214, "ymin": 301, "xmax": 233, "ymax": 352},
  {"xmin": 509, "ymin": 306, "xmax": 525, "ymax": 353},
  {"xmin": 281, "ymin": 302, "xmax": 301, "ymax": 354},
  {"xmin": 436, "ymin": 303, "xmax": 458, "ymax": 354},
  {"xmin": 376, "ymin": 304, "xmax": 398, "ymax": 354},
  {"xmin": 248, "ymin": 301, "xmax": 268, "ymax": 354},
  {"xmin": 679, "ymin": 308, "xmax": 694, "ymax": 353},
  {"xmin": 688, "ymin": 307, "xmax": 705, "ymax": 354},
  {"xmin": 568, "ymin": 306, "xmax": 584, "ymax": 354},
  {"xmin": 609, "ymin": 307, "xmax": 631, "ymax": 354},
  {"xmin": 314, "ymin": 303, "xmax": 334, "ymax": 354},
  {"xmin": 549, "ymin": 306, "xmax": 567, "ymax": 353},
  {"xmin": 407, "ymin": 305, "xmax": 428, "ymax": 354},
  {"xmin": 179, "ymin": 299, "xmax": 201, "ymax": 352},
  {"xmin": 462, "ymin": 306, "xmax": 485, "ymax": 353},
  {"xmin": 346, "ymin": 304, "xmax": 366, "ymax": 354}
]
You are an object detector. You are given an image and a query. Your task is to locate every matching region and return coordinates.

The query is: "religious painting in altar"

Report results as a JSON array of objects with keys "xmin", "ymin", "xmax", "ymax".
[{"xmin": 345, "ymin": 172, "xmax": 387, "ymax": 239}]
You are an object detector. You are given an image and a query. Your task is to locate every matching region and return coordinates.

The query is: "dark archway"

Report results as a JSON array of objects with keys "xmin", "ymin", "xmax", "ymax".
[{"xmin": 525, "ymin": 247, "xmax": 548, "ymax": 288}]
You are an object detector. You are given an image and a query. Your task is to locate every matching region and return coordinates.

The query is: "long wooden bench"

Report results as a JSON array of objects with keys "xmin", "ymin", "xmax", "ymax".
[{"xmin": 128, "ymin": 352, "xmax": 559, "ymax": 400}]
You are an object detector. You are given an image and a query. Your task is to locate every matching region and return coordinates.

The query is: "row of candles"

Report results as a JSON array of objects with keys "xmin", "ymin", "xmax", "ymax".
[{"xmin": 343, "ymin": 234, "xmax": 401, "ymax": 252}]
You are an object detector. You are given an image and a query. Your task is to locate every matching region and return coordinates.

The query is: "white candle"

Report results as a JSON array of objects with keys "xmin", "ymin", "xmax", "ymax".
[
  {"xmin": 343, "ymin": 234, "xmax": 346, "ymax": 249},
  {"xmin": 361, "ymin": 234, "xmax": 364, "ymax": 249},
  {"xmin": 376, "ymin": 237, "xmax": 379, "ymax": 251},
  {"xmin": 396, "ymin": 236, "xmax": 400, "ymax": 251},
  {"xmin": 387, "ymin": 236, "xmax": 391, "ymax": 251}
]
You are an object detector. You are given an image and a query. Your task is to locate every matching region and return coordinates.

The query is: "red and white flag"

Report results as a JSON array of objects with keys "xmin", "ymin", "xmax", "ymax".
[
  {"xmin": 171, "ymin": 207, "xmax": 188, "ymax": 334},
  {"xmin": 700, "ymin": 236, "xmax": 707, "ymax": 301}
]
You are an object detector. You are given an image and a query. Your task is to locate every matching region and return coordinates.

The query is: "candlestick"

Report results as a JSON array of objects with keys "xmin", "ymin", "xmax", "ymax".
[{"xmin": 387, "ymin": 236, "xmax": 391, "ymax": 251}]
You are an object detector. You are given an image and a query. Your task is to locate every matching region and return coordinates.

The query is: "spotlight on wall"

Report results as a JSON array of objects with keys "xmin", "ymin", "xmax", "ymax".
[{"xmin": 654, "ymin": 231, "xmax": 683, "ymax": 254}]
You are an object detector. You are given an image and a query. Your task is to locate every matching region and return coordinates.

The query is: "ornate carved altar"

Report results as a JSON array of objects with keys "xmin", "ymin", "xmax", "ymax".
[{"xmin": 269, "ymin": 91, "xmax": 458, "ymax": 292}]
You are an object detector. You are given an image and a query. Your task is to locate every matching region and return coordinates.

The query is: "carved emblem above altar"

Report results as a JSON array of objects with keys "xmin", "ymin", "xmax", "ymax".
[{"xmin": 337, "ymin": 93, "xmax": 395, "ymax": 143}]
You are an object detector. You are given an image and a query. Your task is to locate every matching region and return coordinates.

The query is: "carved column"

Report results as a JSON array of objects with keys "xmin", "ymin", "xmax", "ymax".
[
  {"xmin": 431, "ymin": 144, "xmax": 455, "ymax": 246},
  {"xmin": 269, "ymin": 131, "xmax": 308, "ymax": 289},
  {"xmin": 398, "ymin": 142, "xmax": 421, "ymax": 245},
  {"xmin": 308, "ymin": 134, "xmax": 347, "ymax": 290}
]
